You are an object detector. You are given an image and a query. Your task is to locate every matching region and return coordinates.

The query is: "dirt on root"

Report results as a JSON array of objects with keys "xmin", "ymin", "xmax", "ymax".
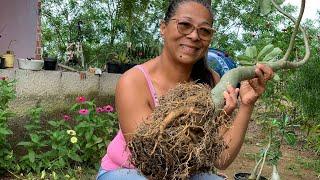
[{"xmin": 219, "ymin": 121, "xmax": 319, "ymax": 180}]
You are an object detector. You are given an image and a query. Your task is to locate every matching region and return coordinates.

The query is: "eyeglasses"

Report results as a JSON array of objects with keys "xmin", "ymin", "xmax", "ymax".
[{"xmin": 171, "ymin": 18, "xmax": 215, "ymax": 41}]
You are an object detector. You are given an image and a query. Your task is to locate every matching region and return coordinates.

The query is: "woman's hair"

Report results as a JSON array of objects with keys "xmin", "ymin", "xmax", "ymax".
[
  {"xmin": 164, "ymin": 0, "xmax": 215, "ymax": 87},
  {"xmin": 164, "ymin": 0, "xmax": 214, "ymax": 24}
]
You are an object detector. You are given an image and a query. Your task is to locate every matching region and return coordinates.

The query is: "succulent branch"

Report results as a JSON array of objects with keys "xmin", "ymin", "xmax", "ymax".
[{"xmin": 211, "ymin": 0, "xmax": 310, "ymax": 115}]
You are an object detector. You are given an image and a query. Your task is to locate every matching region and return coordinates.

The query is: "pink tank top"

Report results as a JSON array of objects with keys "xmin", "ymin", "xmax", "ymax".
[{"xmin": 100, "ymin": 65, "xmax": 159, "ymax": 171}]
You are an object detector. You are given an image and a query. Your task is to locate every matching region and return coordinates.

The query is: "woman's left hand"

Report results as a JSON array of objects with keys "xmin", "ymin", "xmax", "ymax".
[{"xmin": 239, "ymin": 63, "xmax": 274, "ymax": 106}]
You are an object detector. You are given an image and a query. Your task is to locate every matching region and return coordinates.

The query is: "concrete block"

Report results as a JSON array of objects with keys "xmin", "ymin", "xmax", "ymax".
[
  {"xmin": 99, "ymin": 72, "xmax": 121, "ymax": 96},
  {"xmin": 61, "ymin": 72, "xmax": 100, "ymax": 96},
  {"xmin": 0, "ymin": 68, "xmax": 16, "ymax": 80},
  {"xmin": 15, "ymin": 69, "xmax": 62, "ymax": 97}
]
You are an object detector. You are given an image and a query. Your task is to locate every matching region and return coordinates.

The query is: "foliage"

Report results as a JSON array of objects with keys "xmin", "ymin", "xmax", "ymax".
[
  {"xmin": 0, "ymin": 76, "xmax": 16, "ymax": 174},
  {"xmin": 16, "ymin": 97, "xmax": 118, "ymax": 174},
  {"xmin": 41, "ymin": 0, "xmax": 163, "ymax": 68}
]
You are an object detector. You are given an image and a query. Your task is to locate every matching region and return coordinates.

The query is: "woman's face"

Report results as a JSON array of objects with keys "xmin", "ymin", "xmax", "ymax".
[{"xmin": 161, "ymin": 1, "xmax": 213, "ymax": 65}]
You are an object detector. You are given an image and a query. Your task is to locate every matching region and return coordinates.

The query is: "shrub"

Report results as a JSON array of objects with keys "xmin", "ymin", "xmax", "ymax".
[
  {"xmin": 17, "ymin": 96, "xmax": 118, "ymax": 173},
  {"xmin": 0, "ymin": 76, "xmax": 16, "ymax": 174}
]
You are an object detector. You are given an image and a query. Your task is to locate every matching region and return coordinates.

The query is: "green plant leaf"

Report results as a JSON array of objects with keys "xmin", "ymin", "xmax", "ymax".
[
  {"xmin": 30, "ymin": 134, "xmax": 40, "ymax": 143},
  {"xmin": 257, "ymin": 44, "xmax": 274, "ymax": 60},
  {"xmin": 237, "ymin": 55, "xmax": 252, "ymax": 62},
  {"xmin": 0, "ymin": 127, "xmax": 12, "ymax": 135},
  {"xmin": 48, "ymin": 120, "xmax": 59, "ymax": 127},
  {"xmin": 260, "ymin": 0, "xmax": 272, "ymax": 15},
  {"xmin": 68, "ymin": 151, "xmax": 82, "ymax": 162},
  {"xmin": 17, "ymin": 141, "xmax": 33, "ymax": 147},
  {"xmin": 262, "ymin": 47, "xmax": 283, "ymax": 61},
  {"xmin": 245, "ymin": 46, "xmax": 258, "ymax": 59},
  {"xmin": 284, "ymin": 132, "xmax": 296, "ymax": 146},
  {"xmin": 29, "ymin": 150, "xmax": 36, "ymax": 163},
  {"xmin": 71, "ymin": 103, "xmax": 80, "ymax": 111},
  {"xmin": 273, "ymin": 73, "xmax": 281, "ymax": 81},
  {"xmin": 275, "ymin": 0, "xmax": 285, "ymax": 5}
]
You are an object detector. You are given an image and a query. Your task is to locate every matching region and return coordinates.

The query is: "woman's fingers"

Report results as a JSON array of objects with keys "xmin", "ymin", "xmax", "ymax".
[
  {"xmin": 255, "ymin": 67, "xmax": 266, "ymax": 86},
  {"xmin": 256, "ymin": 63, "xmax": 274, "ymax": 81},
  {"xmin": 223, "ymin": 85, "xmax": 239, "ymax": 114}
]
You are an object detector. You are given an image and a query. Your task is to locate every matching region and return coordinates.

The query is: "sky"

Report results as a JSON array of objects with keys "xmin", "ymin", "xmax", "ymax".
[{"xmin": 285, "ymin": 0, "xmax": 319, "ymax": 21}]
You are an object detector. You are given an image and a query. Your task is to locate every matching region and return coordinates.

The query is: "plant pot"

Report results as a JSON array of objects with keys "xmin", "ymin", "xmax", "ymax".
[
  {"xmin": 107, "ymin": 62, "xmax": 136, "ymax": 74},
  {"xmin": 0, "ymin": 57, "xmax": 5, "ymax": 69},
  {"xmin": 17, "ymin": 58, "xmax": 44, "ymax": 70},
  {"xmin": 234, "ymin": 172, "xmax": 267, "ymax": 180},
  {"xmin": 44, "ymin": 57, "xmax": 57, "ymax": 70}
]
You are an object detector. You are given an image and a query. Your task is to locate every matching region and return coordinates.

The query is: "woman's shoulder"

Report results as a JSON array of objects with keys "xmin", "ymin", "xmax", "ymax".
[
  {"xmin": 115, "ymin": 62, "xmax": 155, "ymax": 109},
  {"xmin": 116, "ymin": 66, "xmax": 145, "ymax": 91}
]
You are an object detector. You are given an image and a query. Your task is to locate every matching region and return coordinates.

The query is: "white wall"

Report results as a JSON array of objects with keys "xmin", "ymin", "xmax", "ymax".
[{"xmin": 0, "ymin": 0, "xmax": 37, "ymax": 60}]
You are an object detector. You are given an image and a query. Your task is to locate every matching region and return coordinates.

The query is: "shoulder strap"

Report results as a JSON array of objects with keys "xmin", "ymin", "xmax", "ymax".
[{"xmin": 135, "ymin": 65, "xmax": 159, "ymax": 106}]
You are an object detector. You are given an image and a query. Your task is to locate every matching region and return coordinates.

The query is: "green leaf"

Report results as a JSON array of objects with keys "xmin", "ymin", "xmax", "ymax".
[
  {"xmin": 262, "ymin": 47, "xmax": 283, "ymax": 61},
  {"xmin": 68, "ymin": 151, "xmax": 82, "ymax": 162},
  {"xmin": 260, "ymin": 0, "xmax": 272, "ymax": 15},
  {"xmin": 17, "ymin": 141, "xmax": 33, "ymax": 147},
  {"xmin": 30, "ymin": 134, "xmax": 40, "ymax": 143},
  {"xmin": 71, "ymin": 104, "xmax": 80, "ymax": 111},
  {"xmin": 245, "ymin": 46, "xmax": 257, "ymax": 59},
  {"xmin": 29, "ymin": 150, "xmax": 36, "ymax": 163},
  {"xmin": 257, "ymin": 44, "xmax": 274, "ymax": 60},
  {"xmin": 0, "ymin": 127, "xmax": 12, "ymax": 135},
  {"xmin": 237, "ymin": 55, "xmax": 252, "ymax": 62},
  {"xmin": 273, "ymin": 73, "xmax": 281, "ymax": 81},
  {"xmin": 275, "ymin": 0, "xmax": 285, "ymax": 5},
  {"xmin": 284, "ymin": 132, "xmax": 296, "ymax": 146},
  {"xmin": 48, "ymin": 120, "xmax": 58, "ymax": 127},
  {"xmin": 95, "ymin": 137, "xmax": 103, "ymax": 144}
]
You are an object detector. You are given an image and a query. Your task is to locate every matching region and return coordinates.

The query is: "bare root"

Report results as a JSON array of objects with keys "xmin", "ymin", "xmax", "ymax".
[{"xmin": 128, "ymin": 82, "xmax": 232, "ymax": 179}]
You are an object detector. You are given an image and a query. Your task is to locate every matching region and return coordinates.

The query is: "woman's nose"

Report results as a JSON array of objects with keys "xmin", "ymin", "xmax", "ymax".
[{"xmin": 186, "ymin": 28, "xmax": 200, "ymax": 41}]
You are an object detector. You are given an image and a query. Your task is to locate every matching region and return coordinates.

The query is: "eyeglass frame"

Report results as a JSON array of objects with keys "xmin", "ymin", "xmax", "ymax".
[{"xmin": 170, "ymin": 18, "xmax": 215, "ymax": 41}]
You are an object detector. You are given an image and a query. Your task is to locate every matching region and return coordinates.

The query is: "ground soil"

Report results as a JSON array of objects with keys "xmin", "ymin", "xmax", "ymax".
[{"xmin": 219, "ymin": 121, "xmax": 319, "ymax": 180}]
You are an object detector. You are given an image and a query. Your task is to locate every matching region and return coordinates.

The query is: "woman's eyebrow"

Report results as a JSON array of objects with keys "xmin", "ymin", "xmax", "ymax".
[{"xmin": 179, "ymin": 16, "xmax": 211, "ymax": 26}]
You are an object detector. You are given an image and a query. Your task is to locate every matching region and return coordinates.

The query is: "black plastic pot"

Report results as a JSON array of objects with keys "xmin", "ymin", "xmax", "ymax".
[
  {"xmin": 107, "ymin": 62, "xmax": 136, "ymax": 74},
  {"xmin": 44, "ymin": 57, "xmax": 57, "ymax": 70},
  {"xmin": 234, "ymin": 172, "xmax": 267, "ymax": 180},
  {"xmin": 0, "ymin": 57, "xmax": 5, "ymax": 69}
]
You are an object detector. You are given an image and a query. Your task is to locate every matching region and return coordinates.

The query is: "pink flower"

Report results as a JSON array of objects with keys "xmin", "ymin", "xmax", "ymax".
[
  {"xmin": 63, "ymin": 115, "xmax": 71, "ymax": 121},
  {"xmin": 96, "ymin": 107, "xmax": 103, "ymax": 113},
  {"xmin": 76, "ymin": 96, "xmax": 86, "ymax": 103},
  {"xmin": 103, "ymin": 105, "xmax": 114, "ymax": 113},
  {"xmin": 79, "ymin": 109, "xmax": 89, "ymax": 115},
  {"xmin": 0, "ymin": 76, "xmax": 6, "ymax": 81}
]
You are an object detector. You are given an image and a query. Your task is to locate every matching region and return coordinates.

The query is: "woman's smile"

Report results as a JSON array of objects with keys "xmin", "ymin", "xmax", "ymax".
[{"xmin": 180, "ymin": 44, "xmax": 200, "ymax": 55}]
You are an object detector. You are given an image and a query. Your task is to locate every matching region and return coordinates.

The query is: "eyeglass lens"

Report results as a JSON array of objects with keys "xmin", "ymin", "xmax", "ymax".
[{"xmin": 176, "ymin": 21, "xmax": 213, "ymax": 40}]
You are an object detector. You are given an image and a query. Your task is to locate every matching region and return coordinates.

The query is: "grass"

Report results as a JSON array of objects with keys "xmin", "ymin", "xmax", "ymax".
[{"xmin": 295, "ymin": 156, "xmax": 320, "ymax": 174}]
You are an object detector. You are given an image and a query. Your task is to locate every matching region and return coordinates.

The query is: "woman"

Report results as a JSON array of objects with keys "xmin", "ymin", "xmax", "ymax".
[{"xmin": 97, "ymin": 0, "xmax": 274, "ymax": 179}]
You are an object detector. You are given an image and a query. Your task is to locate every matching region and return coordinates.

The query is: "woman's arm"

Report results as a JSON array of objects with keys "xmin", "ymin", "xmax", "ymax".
[
  {"xmin": 116, "ymin": 69, "xmax": 154, "ymax": 142},
  {"xmin": 214, "ymin": 64, "xmax": 274, "ymax": 169}
]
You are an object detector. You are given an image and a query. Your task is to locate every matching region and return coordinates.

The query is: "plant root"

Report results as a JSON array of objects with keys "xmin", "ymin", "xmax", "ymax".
[{"xmin": 128, "ymin": 82, "xmax": 232, "ymax": 179}]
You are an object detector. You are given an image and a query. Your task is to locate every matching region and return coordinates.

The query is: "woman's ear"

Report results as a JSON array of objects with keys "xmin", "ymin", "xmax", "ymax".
[{"xmin": 160, "ymin": 20, "xmax": 166, "ymax": 37}]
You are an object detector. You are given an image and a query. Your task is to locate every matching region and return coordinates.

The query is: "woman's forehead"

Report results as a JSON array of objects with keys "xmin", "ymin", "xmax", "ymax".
[{"xmin": 173, "ymin": 2, "xmax": 213, "ymax": 24}]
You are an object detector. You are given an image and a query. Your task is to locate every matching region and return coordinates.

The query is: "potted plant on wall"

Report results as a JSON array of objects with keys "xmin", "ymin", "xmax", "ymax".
[
  {"xmin": 107, "ymin": 51, "xmax": 136, "ymax": 74},
  {"xmin": 42, "ymin": 52, "xmax": 58, "ymax": 70}
]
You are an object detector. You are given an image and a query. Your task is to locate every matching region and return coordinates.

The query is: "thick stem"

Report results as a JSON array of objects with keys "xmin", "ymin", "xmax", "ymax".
[{"xmin": 211, "ymin": 0, "xmax": 309, "ymax": 115}]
